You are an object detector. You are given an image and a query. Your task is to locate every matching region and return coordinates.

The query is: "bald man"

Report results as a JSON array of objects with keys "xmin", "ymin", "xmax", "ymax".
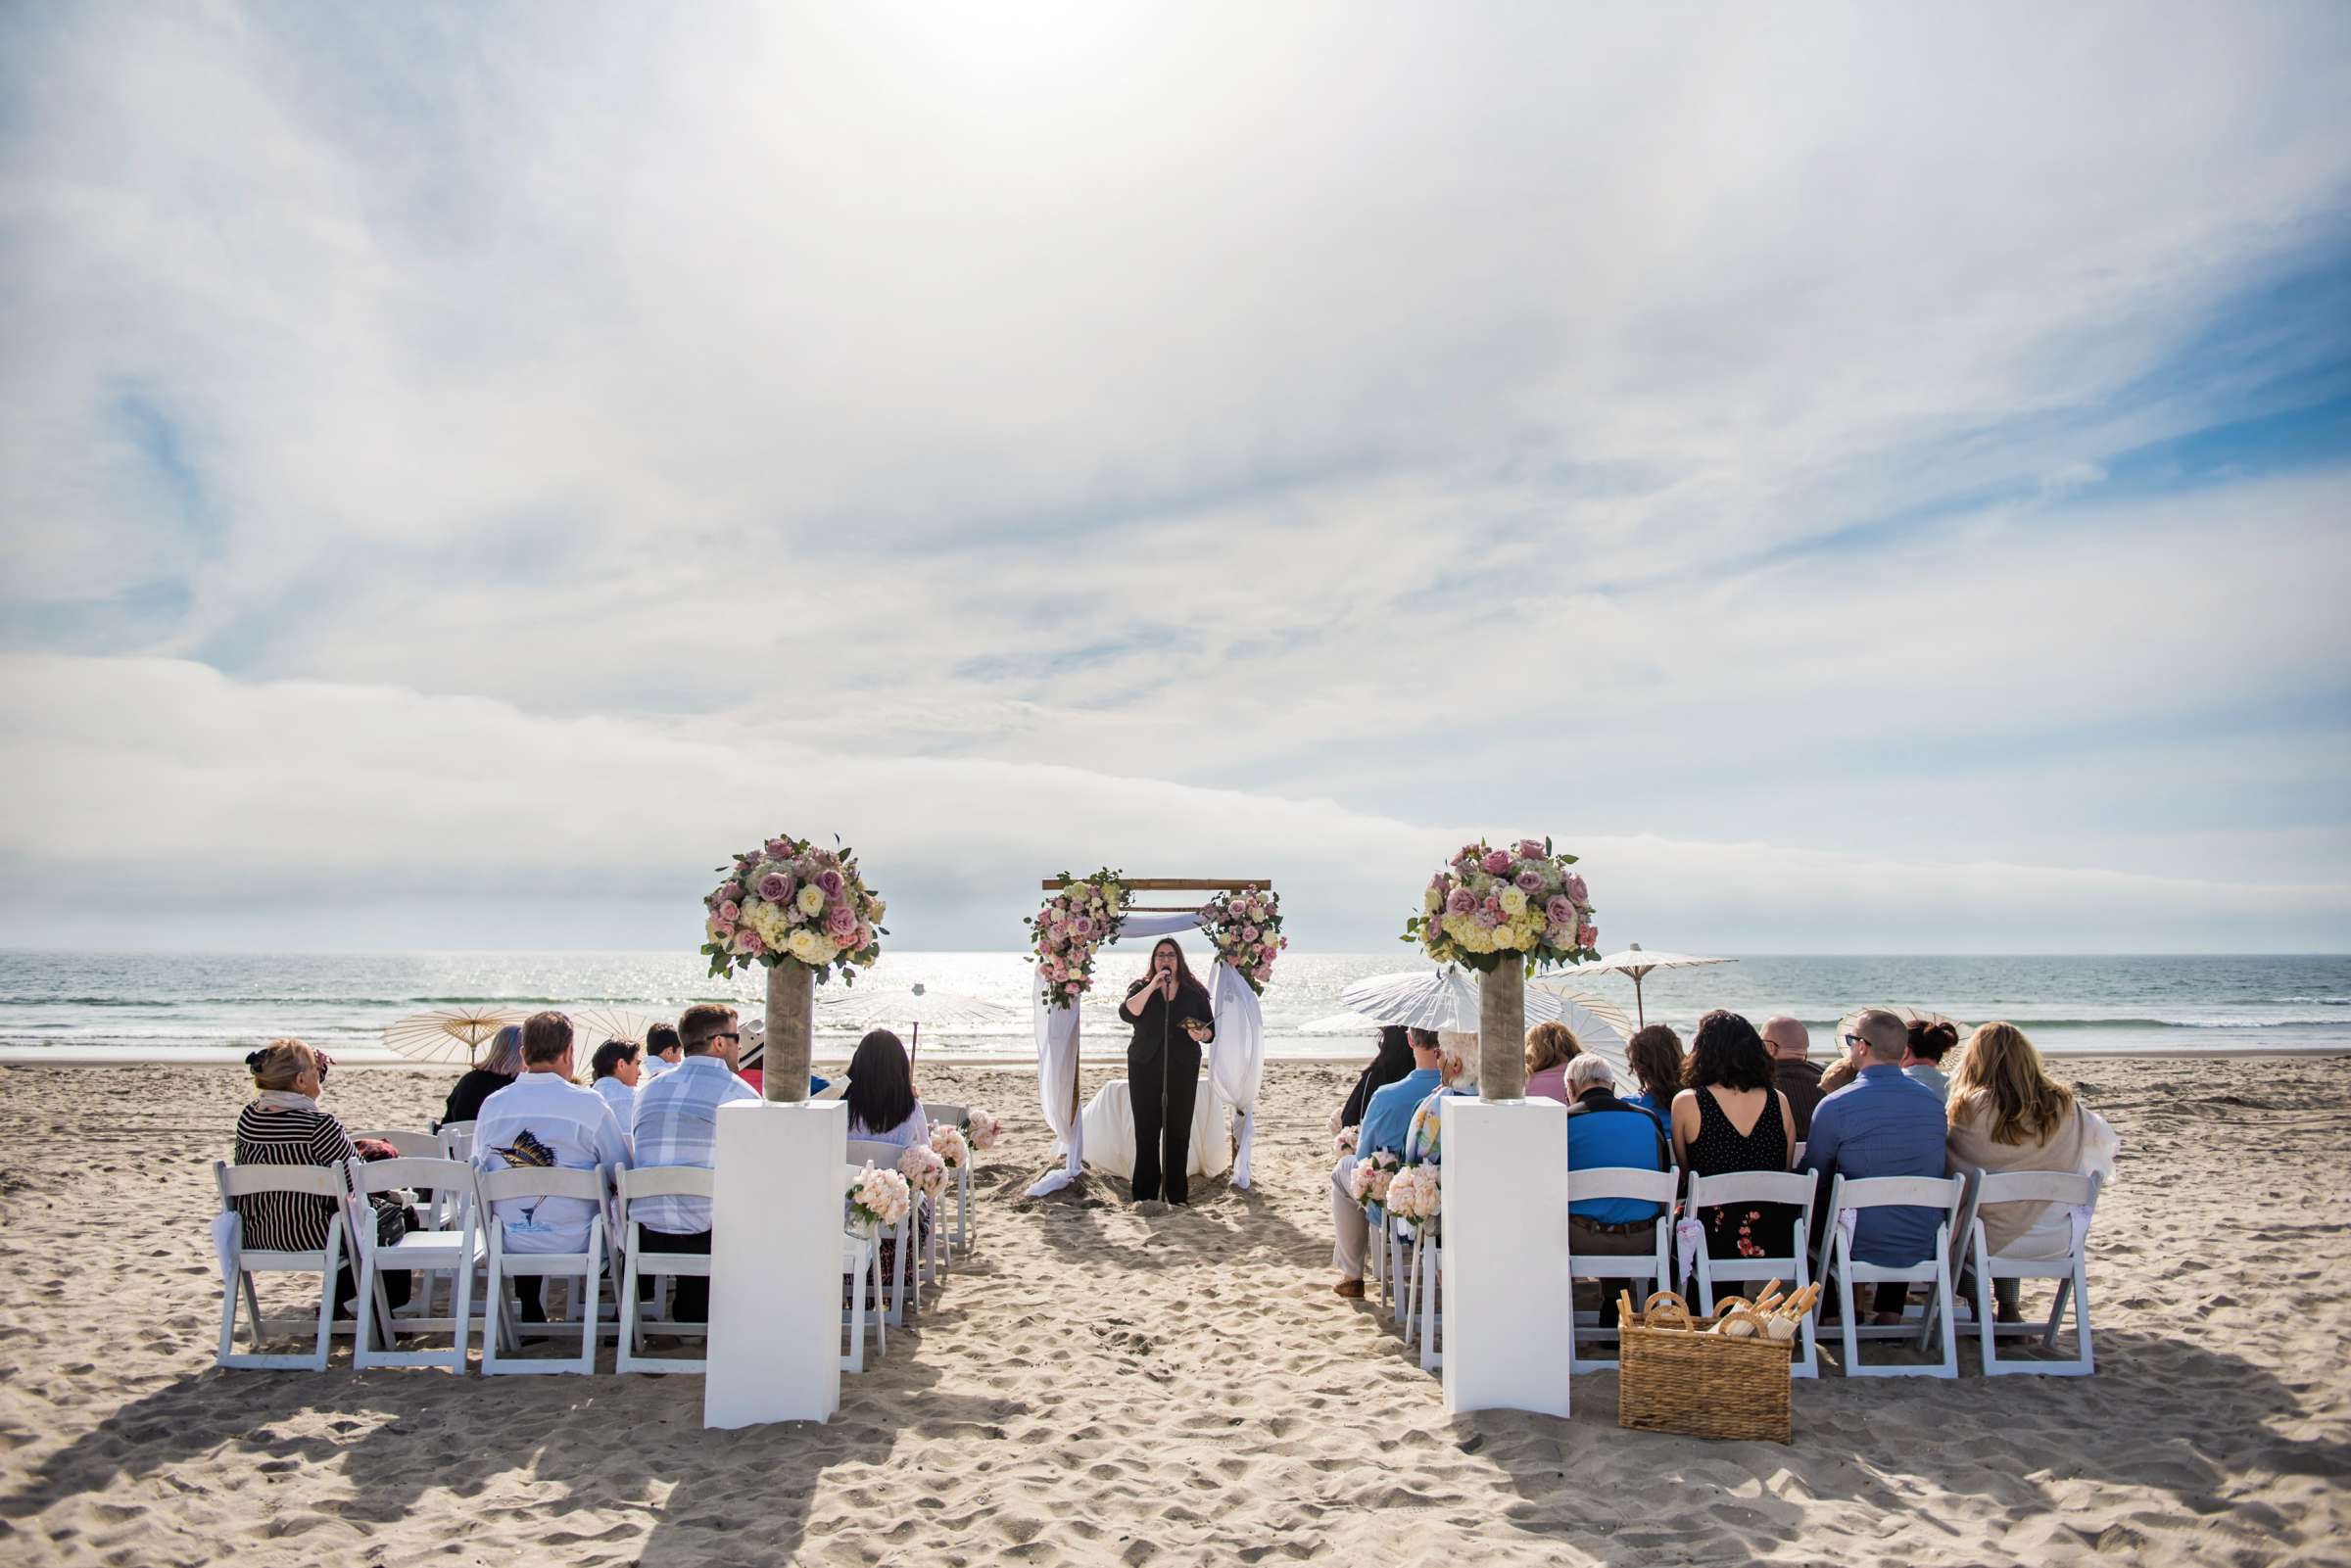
[{"xmin": 1762, "ymin": 1015, "xmax": 1824, "ymax": 1139}]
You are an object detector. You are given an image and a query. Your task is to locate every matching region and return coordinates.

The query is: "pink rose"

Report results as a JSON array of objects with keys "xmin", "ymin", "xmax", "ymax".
[
  {"xmin": 826, "ymin": 903, "xmax": 857, "ymax": 938},
  {"xmin": 1517, "ymin": 838, "xmax": 1545, "ymax": 859},
  {"xmin": 1546, "ymin": 894, "xmax": 1573, "ymax": 925},
  {"xmin": 1065, "ymin": 980, "xmax": 1084, "ymax": 995},
  {"xmin": 733, "ymin": 928, "xmax": 764, "ymax": 956},
  {"xmin": 1446, "ymin": 887, "xmax": 1475, "ymax": 915},
  {"xmin": 1578, "ymin": 923, "xmax": 1598, "ymax": 948},
  {"xmin": 756, "ymin": 869, "xmax": 792, "ymax": 903},
  {"xmin": 1564, "ymin": 874, "xmax": 1588, "ymax": 904},
  {"xmin": 1483, "ymin": 895, "xmax": 1503, "ymax": 915},
  {"xmin": 765, "ymin": 836, "xmax": 792, "ymax": 858},
  {"xmin": 719, "ymin": 900, "xmax": 741, "ymax": 922},
  {"xmin": 816, "ymin": 869, "xmax": 845, "ymax": 896},
  {"xmin": 1481, "ymin": 849, "xmax": 1512, "ymax": 875},
  {"xmin": 1071, "ymin": 915, "xmax": 1093, "ymax": 938},
  {"xmin": 720, "ymin": 880, "xmax": 744, "ymax": 901},
  {"xmin": 1242, "ymin": 925, "xmax": 1259, "ymax": 942},
  {"xmin": 1514, "ymin": 870, "xmax": 1544, "ymax": 893}
]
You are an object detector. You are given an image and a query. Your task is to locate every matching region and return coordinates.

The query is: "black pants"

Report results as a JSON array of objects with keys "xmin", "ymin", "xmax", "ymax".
[
  {"xmin": 1128, "ymin": 1034, "xmax": 1201, "ymax": 1204},
  {"xmin": 641, "ymin": 1228, "xmax": 714, "ymax": 1323}
]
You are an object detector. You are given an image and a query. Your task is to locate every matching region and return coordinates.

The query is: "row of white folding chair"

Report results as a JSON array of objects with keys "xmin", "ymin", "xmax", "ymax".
[
  {"xmin": 214, "ymin": 1162, "xmax": 357, "ymax": 1370},
  {"xmin": 925, "ymin": 1103, "xmax": 978, "ymax": 1256}
]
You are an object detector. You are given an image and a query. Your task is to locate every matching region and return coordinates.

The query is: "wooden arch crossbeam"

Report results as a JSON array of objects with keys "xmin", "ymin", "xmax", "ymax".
[{"xmin": 1040, "ymin": 877, "xmax": 1275, "ymax": 914}]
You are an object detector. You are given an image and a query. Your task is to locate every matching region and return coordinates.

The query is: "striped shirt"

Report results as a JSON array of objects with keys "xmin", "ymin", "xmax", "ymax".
[
  {"xmin": 232, "ymin": 1103, "xmax": 356, "ymax": 1253},
  {"xmin": 630, "ymin": 1055, "xmax": 759, "ymax": 1234}
]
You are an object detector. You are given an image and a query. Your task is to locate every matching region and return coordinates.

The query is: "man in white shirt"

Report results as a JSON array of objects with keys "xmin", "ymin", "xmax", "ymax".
[
  {"xmin": 640, "ymin": 1022, "xmax": 685, "ymax": 1082},
  {"xmin": 630, "ymin": 1003, "xmax": 758, "ymax": 1323},
  {"xmin": 474, "ymin": 1011, "xmax": 631, "ymax": 1321},
  {"xmin": 588, "ymin": 1038, "xmax": 643, "ymax": 1155}
]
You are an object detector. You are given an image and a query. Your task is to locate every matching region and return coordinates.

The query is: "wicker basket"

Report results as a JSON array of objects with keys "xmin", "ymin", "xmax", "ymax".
[{"xmin": 1615, "ymin": 1293, "xmax": 1795, "ymax": 1443}]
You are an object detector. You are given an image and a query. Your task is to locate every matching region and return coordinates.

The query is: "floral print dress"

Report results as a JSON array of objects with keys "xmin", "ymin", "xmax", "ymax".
[{"xmin": 1688, "ymin": 1086, "xmax": 1798, "ymax": 1260}]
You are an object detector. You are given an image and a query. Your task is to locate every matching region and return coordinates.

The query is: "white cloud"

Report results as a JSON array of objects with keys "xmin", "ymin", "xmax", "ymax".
[
  {"xmin": 1, "ymin": 4, "xmax": 2347, "ymax": 950},
  {"xmin": 1, "ymin": 654, "xmax": 2342, "ymax": 952}
]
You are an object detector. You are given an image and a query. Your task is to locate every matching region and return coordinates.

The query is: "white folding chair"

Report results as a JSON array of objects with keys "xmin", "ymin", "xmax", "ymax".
[
  {"xmin": 840, "ymin": 1164, "xmax": 891, "ymax": 1371},
  {"xmin": 477, "ymin": 1166, "xmax": 609, "ymax": 1376},
  {"xmin": 847, "ymin": 1139, "xmax": 924, "ymax": 1322},
  {"xmin": 213, "ymin": 1162, "xmax": 351, "ymax": 1371},
  {"xmin": 1408, "ymin": 1217, "xmax": 1442, "ymax": 1371},
  {"xmin": 438, "ymin": 1120, "xmax": 477, "ymax": 1164},
  {"xmin": 353, "ymin": 1130, "xmax": 464, "ymax": 1230},
  {"xmin": 1814, "ymin": 1173, "xmax": 1967, "ymax": 1379},
  {"xmin": 1687, "ymin": 1168, "xmax": 1822, "ymax": 1379},
  {"xmin": 345, "ymin": 1157, "xmax": 484, "ymax": 1371},
  {"xmin": 1565, "ymin": 1165, "xmax": 1681, "ymax": 1373},
  {"xmin": 927, "ymin": 1104, "xmax": 977, "ymax": 1254},
  {"xmin": 614, "ymin": 1165, "xmax": 712, "ymax": 1375},
  {"xmin": 1966, "ymin": 1168, "xmax": 2101, "ymax": 1376}
]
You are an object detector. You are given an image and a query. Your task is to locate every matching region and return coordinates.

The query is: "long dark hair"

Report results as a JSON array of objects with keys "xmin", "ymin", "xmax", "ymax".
[
  {"xmin": 844, "ymin": 1028, "xmax": 917, "ymax": 1134},
  {"xmin": 1135, "ymin": 937, "xmax": 1209, "ymax": 1005},
  {"xmin": 1341, "ymin": 1025, "xmax": 1415, "ymax": 1126},
  {"xmin": 1624, "ymin": 1023, "xmax": 1684, "ymax": 1104},
  {"xmin": 1685, "ymin": 1011, "xmax": 1775, "ymax": 1094}
]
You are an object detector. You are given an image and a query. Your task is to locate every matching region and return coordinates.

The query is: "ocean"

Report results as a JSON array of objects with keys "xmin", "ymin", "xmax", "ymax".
[{"xmin": 0, "ymin": 950, "xmax": 2345, "ymax": 1066}]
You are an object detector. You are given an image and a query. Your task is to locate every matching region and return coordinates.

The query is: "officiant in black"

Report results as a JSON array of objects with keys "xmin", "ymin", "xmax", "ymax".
[{"xmin": 1122, "ymin": 937, "xmax": 1216, "ymax": 1205}]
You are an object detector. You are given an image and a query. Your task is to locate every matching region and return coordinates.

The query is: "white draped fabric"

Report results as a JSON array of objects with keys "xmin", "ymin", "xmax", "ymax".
[
  {"xmin": 1078, "ymin": 1076, "xmax": 1231, "ymax": 1182},
  {"xmin": 1026, "ymin": 908, "xmax": 1266, "ymax": 1197}
]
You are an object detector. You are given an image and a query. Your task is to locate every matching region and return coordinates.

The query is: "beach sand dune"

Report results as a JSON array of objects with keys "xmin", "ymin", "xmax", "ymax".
[{"xmin": 0, "ymin": 1056, "xmax": 2345, "ymax": 1566}]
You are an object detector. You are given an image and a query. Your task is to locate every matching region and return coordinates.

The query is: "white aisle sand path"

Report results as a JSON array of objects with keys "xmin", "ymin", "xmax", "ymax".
[{"xmin": 0, "ymin": 1057, "xmax": 2346, "ymax": 1566}]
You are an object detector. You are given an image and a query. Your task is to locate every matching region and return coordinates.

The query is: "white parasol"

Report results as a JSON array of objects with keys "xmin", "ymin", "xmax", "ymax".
[
  {"xmin": 816, "ymin": 980, "xmax": 1020, "ymax": 1062},
  {"xmin": 379, "ymin": 1007, "xmax": 527, "ymax": 1066},
  {"xmin": 1555, "ymin": 943, "xmax": 1734, "ymax": 1026}
]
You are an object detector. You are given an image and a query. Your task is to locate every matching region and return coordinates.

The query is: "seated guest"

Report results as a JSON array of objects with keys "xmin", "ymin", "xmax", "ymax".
[
  {"xmin": 590, "ymin": 1038, "xmax": 643, "ymax": 1153},
  {"xmin": 1328, "ymin": 1027, "xmax": 1441, "ymax": 1299},
  {"xmin": 1333, "ymin": 1026, "xmax": 1415, "ymax": 1135},
  {"xmin": 1903, "ymin": 1018, "xmax": 1960, "ymax": 1103},
  {"xmin": 641, "ymin": 1022, "xmax": 685, "ymax": 1081},
  {"xmin": 628, "ymin": 1004, "xmax": 757, "ymax": 1325},
  {"xmin": 1671, "ymin": 1011, "xmax": 1799, "ymax": 1262},
  {"xmin": 1622, "ymin": 1023, "xmax": 1684, "ymax": 1121},
  {"xmin": 844, "ymin": 1029, "xmax": 928, "ymax": 1147},
  {"xmin": 1566, "ymin": 1054, "xmax": 1670, "ymax": 1239},
  {"xmin": 474, "ymin": 1011, "xmax": 630, "ymax": 1322},
  {"xmin": 1802, "ymin": 1007, "xmax": 1948, "ymax": 1323},
  {"xmin": 1763, "ymin": 1016, "xmax": 1825, "ymax": 1139},
  {"xmin": 442, "ymin": 1023, "xmax": 523, "ymax": 1128},
  {"xmin": 234, "ymin": 1038, "xmax": 411, "ymax": 1318},
  {"xmin": 1404, "ymin": 1032, "xmax": 1479, "ymax": 1164},
  {"xmin": 1523, "ymin": 1021, "xmax": 1584, "ymax": 1105},
  {"xmin": 1945, "ymin": 1022, "xmax": 2120, "ymax": 1319}
]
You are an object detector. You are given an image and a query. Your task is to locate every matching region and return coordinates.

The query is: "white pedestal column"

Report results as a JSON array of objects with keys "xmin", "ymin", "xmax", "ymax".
[
  {"xmin": 1439, "ymin": 1096, "xmax": 1572, "ymax": 1418},
  {"xmin": 704, "ymin": 1098, "xmax": 847, "ymax": 1429}
]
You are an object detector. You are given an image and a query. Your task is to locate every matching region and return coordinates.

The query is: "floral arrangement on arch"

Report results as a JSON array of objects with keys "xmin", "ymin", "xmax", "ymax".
[
  {"xmin": 701, "ymin": 833, "xmax": 887, "ymax": 983},
  {"xmin": 1403, "ymin": 836, "xmax": 1598, "ymax": 974},
  {"xmin": 1198, "ymin": 884, "xmax": 1285, "ymax": 994},
  {"xmin": 847, "ymin": 1164, "xmax": 912, "ymax": 1231},
  {"xmin": 964, "ymin": 1107, "xmax": 1001, "ymax": 1152},
  {"xmin": 1028, "ymin": 869, "xmax": 1128, "ymax": 1010},
  {"xmin": 1385, "ymin": 1164, "xmax": 1441, "ymax": 1230},
  {"xmin": 1347, "ymin": 1148, "xmax": 1401, "ymax": 1210},
  {"xmin": 897, "ymin": 1143, "xmax": 946, "ymax": 1204},
  {"xmin": 928, "ymin": 1122, "xmax": 970, "ymax": 1171}
]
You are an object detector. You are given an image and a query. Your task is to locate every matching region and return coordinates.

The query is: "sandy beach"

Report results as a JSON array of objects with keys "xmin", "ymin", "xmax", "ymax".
[{"xmin": 1, "ymin": 1054, "xmax": 2346, "ymax": 1566}]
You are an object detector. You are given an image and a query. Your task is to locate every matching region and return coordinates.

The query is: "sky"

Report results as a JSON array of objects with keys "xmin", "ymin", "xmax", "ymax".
[{"xmin": 2, "ymin": 2, "xmax": 2348, "ymax": 955}]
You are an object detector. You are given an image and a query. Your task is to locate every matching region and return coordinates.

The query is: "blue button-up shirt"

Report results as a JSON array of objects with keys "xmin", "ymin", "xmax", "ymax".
[
  {"xmin": 630, "ymin": 1055, "xmax": 759, "ymax": 1234},
  {"xmin": 1802, "ymin": 1064, "xmax": 1948, "ymax": 1265},
  {"xmin": 1361, "ymin": 1068, "xmax": 1441, "ymax": 1159}
]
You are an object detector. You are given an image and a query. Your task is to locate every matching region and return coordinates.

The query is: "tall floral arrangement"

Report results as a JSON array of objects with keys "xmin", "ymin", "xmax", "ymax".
[
  {"xmin": 1199, "ymin": 885, "xmax": 1285, "ymax": 994},
  {"xmin": 700, "ymin": 833, "xmax": 887, "ymax": 983},
  {"xmin": 1402, "ymin": 836, "xmax": 1598, "ymax": 974},
  {"xmin": 1028, "ymin": 868, "xmax": 1128, "ymax": 1010}
]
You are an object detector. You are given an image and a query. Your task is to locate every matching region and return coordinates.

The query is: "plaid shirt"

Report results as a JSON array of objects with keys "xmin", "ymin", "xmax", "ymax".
[{"xmin": 629, "ymin": 1055, "xmax": 759, "ymax": 1234}]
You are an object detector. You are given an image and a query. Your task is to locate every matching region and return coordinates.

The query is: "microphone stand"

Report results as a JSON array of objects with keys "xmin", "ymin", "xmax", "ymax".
[{"xmin": 1159, "ymin": 972, "xmax": 1172, "ymax": 1205}]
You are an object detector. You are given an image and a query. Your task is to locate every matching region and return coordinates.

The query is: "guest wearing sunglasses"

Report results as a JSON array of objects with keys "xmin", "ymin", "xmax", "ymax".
[{"xmin": 626, "ymin": 1003, "xmax": 758, "ymax": 1325}]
